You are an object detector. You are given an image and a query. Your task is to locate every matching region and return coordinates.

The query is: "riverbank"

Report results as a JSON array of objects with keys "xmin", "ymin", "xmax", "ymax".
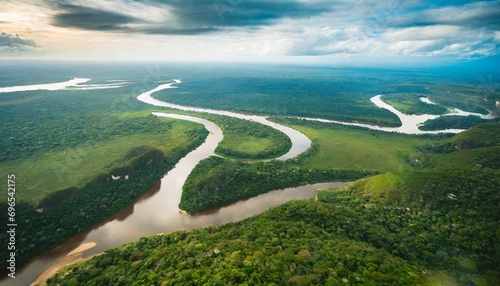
[
  {"xmin": 31, "ymin": 243, "xmax": 98, "ymax": 285},
  {"xmin": 298, "ymin": 95, "xmax": 466, "ymax": 134}
]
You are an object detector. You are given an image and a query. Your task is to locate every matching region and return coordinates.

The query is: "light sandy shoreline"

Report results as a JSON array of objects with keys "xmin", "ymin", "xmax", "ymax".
[
  {"xmin": 31, "ymin": 242, "xmax": 97, "ymax": 286},
  {"xmin": 66, "ymin": 242, "xmax": 97, "ymax": 256}
]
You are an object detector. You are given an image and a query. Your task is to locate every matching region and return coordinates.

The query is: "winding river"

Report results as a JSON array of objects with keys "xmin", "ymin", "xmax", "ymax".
[
  {"xmin": 0, "ymin": 78, "xmax": 90, "ymax": 93},
  {"xmin": 0, "ymin": 82, "xmax": 332, "ymax": 286},
  {"xmin": 1, "ymin": 78, "xmax": 496, "ymax": 285},
  {"xmin": 138, "ymin": 80, "xmax": 311, "ymax": 160},
  {"xmin": 140, "ymin": 80, "xmax": 490, "ymax": 135},
  {"xmin": 300, "ymin": 95, "xmax": 466, "ymax": 134}
]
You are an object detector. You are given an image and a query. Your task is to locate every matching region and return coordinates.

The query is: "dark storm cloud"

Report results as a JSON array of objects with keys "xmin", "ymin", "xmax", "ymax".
[
  {"xmin": 50, "ymin": 4, "xmax": 137, "ymax": 31},
  {"xmin": 45, "ymin": 0, "xmax": 331, "ymax": 35},
  {"xmin": 140, "ymin": 26, "xmax": 221, "ymax": 35},
  {"xmin": 140, "ymin": 0, "xmax": 332, "ymax": 34},
  {"xmin": 162, "ymin": 0, "xmax": 331, "ymax": 27},
  {"xmin": 0, "ymin": 32, "xmax": 38, "ymax": 52},
  {"xmin": 391, "ymin": 1, "xmax": 500, "ymax": 30}
]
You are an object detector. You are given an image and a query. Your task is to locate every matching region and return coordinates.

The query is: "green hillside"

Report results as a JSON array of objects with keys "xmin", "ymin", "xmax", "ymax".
[{"xmin": 450, "ymin": 122, "xmax": 500, "ymax": 150}]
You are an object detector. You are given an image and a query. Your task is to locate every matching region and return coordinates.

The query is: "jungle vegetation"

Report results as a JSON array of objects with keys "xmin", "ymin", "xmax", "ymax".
[
  {"xmin": 47, "ymin": 123, "xmax": 499, "ymax": 285},
  {"xmin": 2, "ymin": 63, "xmax": 499, "ymax": 283},
  {"xmin": 381, "ymin": 93, "xmax": 447, "ymax": 115}
]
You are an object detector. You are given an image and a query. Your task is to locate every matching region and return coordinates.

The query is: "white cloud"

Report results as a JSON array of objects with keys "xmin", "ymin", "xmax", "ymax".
[
  {"xmin": 494, "ymin": 31, "xmax": 500, "ymax": 42},
  {"xmin": 383, "ymin": 25, "xmax": 465, "ymax": 41},
  {"xmin": 388, "ymin": 40, "xmax": 440, "ymax": 55},
  {"xmin": 0, "ymin": 0, "xmax": 497, "ymax": 63},
  {"xmin": 382, "ymin": 24, "xmax": 497, "ymax": 59}
]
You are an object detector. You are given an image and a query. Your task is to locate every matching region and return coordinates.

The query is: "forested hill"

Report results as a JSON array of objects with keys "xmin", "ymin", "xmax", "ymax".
[
  {"xmin": 450, "ymin": 122, "xmax": 500, "ymax": 150},
  {"xmin": 47, "ymin": 123, "xmax": 500, "ymax": 285}
]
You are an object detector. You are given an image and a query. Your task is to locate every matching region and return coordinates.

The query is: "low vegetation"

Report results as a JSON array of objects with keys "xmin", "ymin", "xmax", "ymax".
[
  {"xmin": 0, "ymin": 119, "xmax": 206, "ymax": 203},
  {"xmin": 417, "ymin": 122, "xmax": 500, "ymax": 169},
  {"xmin": 201, "ymin": 114, "xmax": 292, "ymax": 160},
  {"xmin": 382, "ymin": 93, "xmax": 447, "ymax": 115},
  {"xmin": 447, "ymin": 122, "xmax": 500, "ymax": 149},
  {"xmin": 106, "ymin": 110, "xmax": 293, "ymax": 160},
  {"xmin": 273, "ymin": 117, "xmax": 444, "ymax": 172}
]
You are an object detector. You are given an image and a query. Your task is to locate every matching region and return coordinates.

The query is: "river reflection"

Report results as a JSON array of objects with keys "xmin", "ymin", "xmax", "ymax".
[
  {"xmin": 114, "ymin": 180, "xmax": 162, "ymax": 222},
  {"xmin": 191, "ymin": 182, "xmax": 347, "ymax": 221}
]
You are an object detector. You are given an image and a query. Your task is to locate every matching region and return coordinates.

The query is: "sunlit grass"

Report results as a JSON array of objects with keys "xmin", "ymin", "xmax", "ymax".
[
  {"xmin": 382, "ymin": 93, "xmax": 447, "ymax": 115},
  {"xmin": 219, "ymin": 137, "xmax": 274, "ymax": 155},
  {"xmin": 0, "ymin": 120, "xmax": 203, "ymax": 203},
  {"xmin": 112, "ymin": 109, "xmax": 291, "ymax": 159},
  {"xmin": 285, "ymin": 122, "xmax": 432, "ymax": 172}
]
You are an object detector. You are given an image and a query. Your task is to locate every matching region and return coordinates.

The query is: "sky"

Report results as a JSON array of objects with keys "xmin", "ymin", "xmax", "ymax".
[{"xmin": 0, "ymin": 0, "xmax": 499, "ymax": 66}]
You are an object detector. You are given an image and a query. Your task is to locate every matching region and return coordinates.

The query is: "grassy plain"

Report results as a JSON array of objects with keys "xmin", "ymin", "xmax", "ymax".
[
  {"xmin": 418, "ymin": 123, "xmax": 500, "ymax": 169},
  {"xmin": 220, "ymin": 137, "xmax": 273, "ymax": 155},
  {"xmin": 382, "ymin": 93, "xmax": 447, "ymax": 115},
  {"xmin": 0, "ymin": 118, "xmax": 204, "ymax": 203},
  {"xmin": 204, "ymin": 114, "xmax": 291, "ymax": 160},
  {"xmin": 111, "ymin": 109, "xmax": 292, "ymax": 160},
  {"xmin": 422, "ymin": 147, "xmax": 500, "ymax": 169},
  {"xmin": 277, "ymin": 118, "xmax": 440, "ymax": 172}
]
